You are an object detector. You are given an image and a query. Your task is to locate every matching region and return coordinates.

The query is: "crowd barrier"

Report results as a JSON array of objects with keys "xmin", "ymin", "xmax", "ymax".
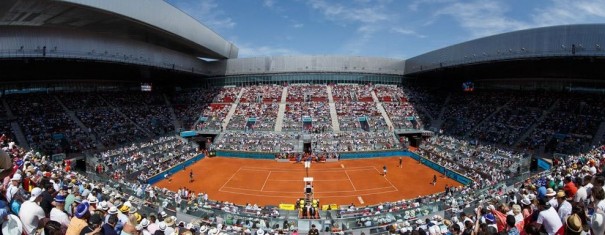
[
  {"xmin": 338, "ymin": 150, "xmax": 410, "ymax": 159},
  {"xmin": 336, "ymin": 150, "xmax": 473, "ymax": 186},
  {"xmin": 215, "ymin": 150, "xmax": 276, "ymax": 159},
  {"xmin": 147, "ymin": 154, "xmax": 205, "ymax": 184}
]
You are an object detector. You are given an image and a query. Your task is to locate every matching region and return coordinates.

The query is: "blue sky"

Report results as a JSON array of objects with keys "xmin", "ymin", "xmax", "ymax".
[{"xmin": 165, "ymin": 0, "xmax": 605, "ymax": 59}]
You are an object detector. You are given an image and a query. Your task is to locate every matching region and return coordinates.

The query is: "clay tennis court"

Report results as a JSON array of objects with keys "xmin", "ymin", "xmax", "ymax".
[{"xmin": 155, "ymin": 156, "xmax": 461, "ymax": 206}]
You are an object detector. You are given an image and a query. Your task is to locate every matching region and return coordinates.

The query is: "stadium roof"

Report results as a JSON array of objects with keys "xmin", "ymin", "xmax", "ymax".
[
  {"xmin": 405, "ymin": 24, "xmax": 605, "ymax": 76},
  {"xmin": 0, "ymin": 0, "xmax": 238, "ymax": 59}
]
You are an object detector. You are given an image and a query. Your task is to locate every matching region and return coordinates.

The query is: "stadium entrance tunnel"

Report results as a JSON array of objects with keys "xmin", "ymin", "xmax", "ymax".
[{"xmin": 187, "ymin": 134, "xmax": 214, "ymax": 151}]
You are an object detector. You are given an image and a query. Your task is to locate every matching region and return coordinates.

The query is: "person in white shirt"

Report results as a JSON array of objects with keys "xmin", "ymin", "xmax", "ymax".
[
  {"xmin": 50, "ymin": 195, "xmax": 70, "ymax": 227},
  {"xmin": 18, "ymin": 187, "xmax": 45, "ymax": 235},
  {"xmin": 574, "ymin": 175, "xmax": 593, "ymax": 204},
  {"xmin": 5, "ymin": 174, "xmax": 21, "ymax": 203},
  {"xmin": 555, "ymin": 191, "xmax": 572, "ymax": 223},
  {"xmin": 536, "ymin": 198, "xmax": 563, "ymax": 235}
]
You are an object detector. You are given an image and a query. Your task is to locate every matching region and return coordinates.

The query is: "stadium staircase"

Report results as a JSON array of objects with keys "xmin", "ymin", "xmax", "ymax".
[
  {"xmin": 275, "ymin": 104, "xmax": 286, "ymax": 132},
  {"xmin": 463, "ymin": 98, "xmax": 514, "ymax": 138},
  {"xmin": 326, "ymin": 86, "xmax": 341, "ymax": 132},
  {"xmin": 591, "ymin": 121, "xmax": 605, "ymax": 147},
  {"xmin": 221, "ymin": 88, "xmax": 245, "ymax": 130},
  {"xmin": 53, "ymin": 96, "xmax": 105, "ymax": 150},
  {"xmin": 327, "ymin": 85, "xmax": 335, "ymax": 103},
  {"xmin": 415, "ymin": 106, "xmax": 434, "ymax": 123},
  {"xmin": 2, "ymin": 99, "xmax": 14, "ymax": 118},
  {"xmin": 97, "ymin": 95, "xmax": 153, "ymax": 137},
  {"xmin": 328, "ymin": 103, "xmax": 340, "ymax": 132},
  {"xmin": 430, "ymin": 93, "xmax": 451, "ymax": 130},
  {"xmin": 10, "ymin": 122, "xmax": 28, "ymax": 148},
  {"xmin": 514, "ymin": 99, "xmax": 560, "ymax": 147},
  {"xmin": 274, "ymin": 87, "xmax": 288, "ymax": 131},
  {"xmin": 372, "ymin": 91, "xmax": 394, "ymax": 130},
  {"xmin": 281, "ymin": 86, "xmax": 288, "ymax": 103},
  {"xmin": 163, "ymin": 94, "xmax": 181, "ymax": 131}
]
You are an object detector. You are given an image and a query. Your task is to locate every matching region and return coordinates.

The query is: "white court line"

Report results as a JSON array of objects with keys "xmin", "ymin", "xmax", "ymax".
[
  {"xmin": 240, "ymin": 166, "xmax": 373, "ymax": 172},
  {"xmin": 218, "ymin": 167, "xmax": 243, "ymax": 191},
  {"xmin": 220, "ymin": 185, "xmax": 395, "ymax": 193},
  {"xmin": 268, "ymin": 179, "xmax": 350, "ymax": 182},
  {"xmin": 260, "ymin": 171, "xmax": 271, "ymax": 191},
  {"xmin": 344, "ymin": 170, "xmax": 357, "ymax": 191},
  {"xmin": 219, "ymin": 188, "xmax": 399, "ymax": 198},
  {"xmin": 373, "ymin": 166, "xmax": 399, "ymax": 192}
]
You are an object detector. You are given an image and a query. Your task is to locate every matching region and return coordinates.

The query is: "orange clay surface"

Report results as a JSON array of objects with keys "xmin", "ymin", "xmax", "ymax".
[{"xmin": 154, "ymin": 156, "xmax": 461, "ymax": 206}]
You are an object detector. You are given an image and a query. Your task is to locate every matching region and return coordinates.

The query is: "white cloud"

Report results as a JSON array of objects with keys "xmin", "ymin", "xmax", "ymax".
[
  {"xmin": 237, "ymin": 43, "xmax": 302, "ymax": 57},
  {"xmin": 433, "ymin": 0, "xmax": 528, "ymax": 37},
  {"xmin": 168, "ymin": 0, "xmax": 236, "ymax": 30},
  {"xmin": 293, "ymin": 23, "xmax": 304, "ymax": 28},
  {"xmin": 306, "ymin": 0, "xmax": 397, "ymax": 55},
  {"xmin": 532, "ymin": 0, "xmax": 605, "ymax": 26},
  {"xmin": 390, "ymin": 27, "xmax": 426, "ymax": 38},
  {"xmin": 430, "ymin": 0, "xmax": 605, "ymax": 39},
  {"xmin": 307, "ymin": 0, "xmax": 392, "ymax": 24},
  {"xmin": 263, "ymin": 0, "xmax": 276, "ymax": 8},
  {"xmin": 408, "ymin": 0, "xmax": 455, "ymax": 11}
]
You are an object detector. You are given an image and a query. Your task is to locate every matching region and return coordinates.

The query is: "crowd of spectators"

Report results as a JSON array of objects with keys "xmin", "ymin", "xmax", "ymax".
[
  {"xmin": 213, "ymin": 87, "xmax": 241, "ymax": 103},
  {"xmin": 96, "ymin": 136, "xmax": 197, "ymax": 183},
  {"xmin": 286, "ymin": 85, "xmax": 328, "ymax": 102},
  {"xmin": 400, "ymin": 85, "xmax": 448, "ymax": 124},
  {"xmin": 239, "ymin": 85, "xmax": 282, "ymax": 103},
  {"xmin": 520, "ymin": 93, "xmax": 605, "ymax": 154},
  {"xmin": 214, "ymin": 132, "xmax": 299, "ymax": 152},
  {"xmin": 227, "ymin": 103, "xmax": 279, "ymax": 131},
  {"xmin": 171, "ymin": 88, "xmax": 219, "ymax": 130},
  {"xmin": 441, "ymin": 92, "xmax": 511, "ymax": 136},
  {"xmin": 469, "ymin": 93, "xmax": 557, "ymax": 146},
  {"xmin": 382, "ymin": 102, "xmax": 422, "ymax": 130},
  {"xmin": 282, "ymin": 102, "xmax": 331, "ymax": 133},
  {"xmin": 331, "ymin": 84, "xmax": 373, "ymax": 102},
  {"xmin": 423, "ymin": 135, "xmax": 525, "ymax": 187},
  {"xmin": 335, "ymin": 102, "xmax": 388, "ymax": 131},
  {"xmin": 312, "ymin": 131, "xmax": 399, "ymax": 152},
  {"xmin": 76, "ymin": 107, "xmax": 146, "ymax": 148},
  {"xmin": 374, "ymin": 85, "xmax": 406, "ymax": 103},
  {"xmin": 196, "ymin": 104, "xmax": 232, "ymax": 131},
  {"xmin": 6, "ymin": 93, "xmax": 97, "ymax": 154}
]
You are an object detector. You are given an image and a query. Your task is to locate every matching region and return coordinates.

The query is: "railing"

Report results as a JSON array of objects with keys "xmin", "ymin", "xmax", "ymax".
[{"xmin": 0, "ymin": 49, "xmax": 206, "ymax": 74}]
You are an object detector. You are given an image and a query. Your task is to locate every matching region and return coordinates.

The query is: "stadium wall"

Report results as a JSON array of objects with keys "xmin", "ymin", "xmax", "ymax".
[
  {"xmin": 0, "ymin": 27, "xmax": 212, "ymax": 75},
  {"xmin": 56, "ymin": 0, "xmax": 238, "ymax": 59},
  {"xmin": 405, "ymin": 24, "xmax": 605, "ymax": 74},
  {"xmin": 215, "ymin": 56, "xmax": 405, "ymax": 76}
]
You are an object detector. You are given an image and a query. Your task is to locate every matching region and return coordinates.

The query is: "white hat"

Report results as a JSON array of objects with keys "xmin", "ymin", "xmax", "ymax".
[
  {"xmin": 592, "ymin": 212, "xmax": 605, "ymax": 235},
  {"xmin": 256, "ymin": 229, "xmax": 265, "ymax": 235},
  {"xmin": 98, "ymin": 201, "xmax": 109, "ymax": 211},
  {"xmin": 208, "ymin": 228, "xmax": 219, "ymax": 235},
  {"xmin": 140, "ymin": 219, "xmax": 149, "ymax": 227},
  {"xmin": 199, "ymin": 225, "xmax": 209, "ymax": 233},
  {"xmin": 2, "ymin": 214, "xmax": 23, "ymax": 235},
  {"xmin": 10, "ymin": 174, "xmax": 21, "ymax": 181},
  {"xmin": 29, "ymin": 187, "xmax": 43, "ymax": 202},
  {"xmin": 87, "ymin": 195, "xmax": 98, "ymax": 204},
  {"xmin": 546, "ymin": 188, "xmax": 556, "ymax": 197},
  {"xmin": 158, "ymin": 222, "xmax": 167, "ymax": 231},
  {"xmin": 108, "ymin": 206, "xmax": 118, "ymax": 215}
]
